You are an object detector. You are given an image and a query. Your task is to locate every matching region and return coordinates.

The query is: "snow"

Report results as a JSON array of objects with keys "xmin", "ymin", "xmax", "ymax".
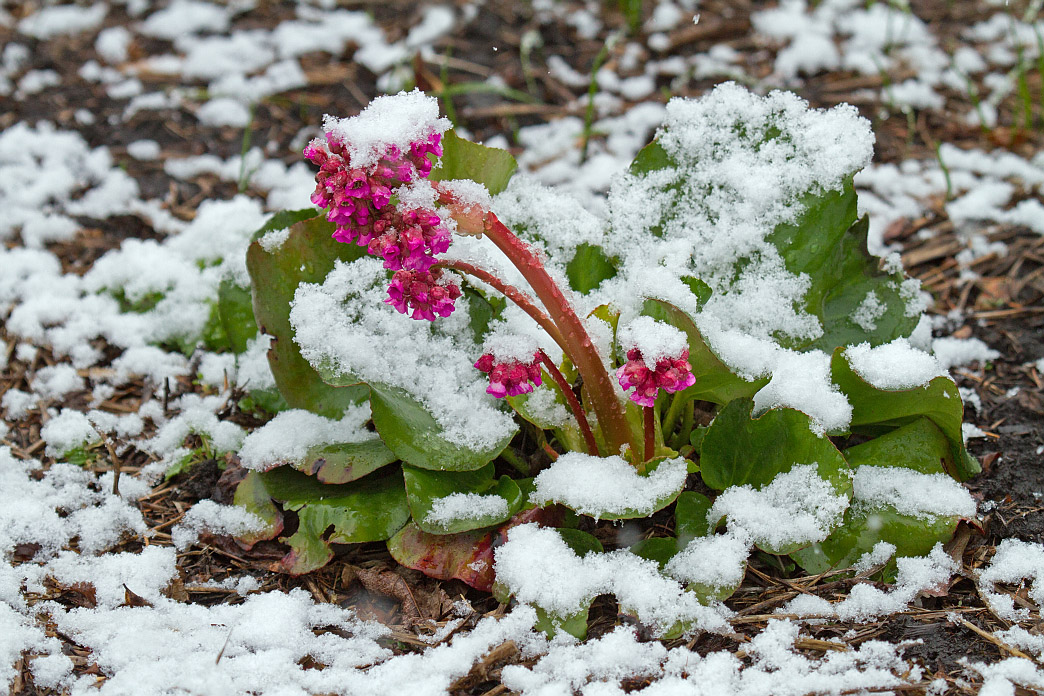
[
  {"xmin": 617, "ymin": 316, "xmax": 688, "ymax": 366},
  {"xmin": 238, "ymin": 405, "xmax": 374, "ymax": 472},
  {"xmin": 323, "ymin": 90, "xmax": 451, "ymax": 169},
  {"xmin": 845, "ymin": 338, "xmax": 947, "ymax": 389},
  {"xmin": 851, "ymin": 466, "xmax": 976, "ymax": 520},
  {"xmin": 0, "ymin": 2, "xmax": 1037, "ymax": 691},
  {"xmin": 529, "ymin": 453, "xmax": 688, "ymax": 519},
  {"xmin": 424, "ymin": 493, "xmax": 510, "ymax": 529},
  {"xmin": 708, "ymin": 465, "xmax": 848, "ymax": 551}
]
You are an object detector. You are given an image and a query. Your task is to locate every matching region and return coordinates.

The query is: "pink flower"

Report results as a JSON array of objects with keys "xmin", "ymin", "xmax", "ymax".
[
  {"xmin": 474, "ymin": 352, "xmax": 543, "ymax": 398},
  {"xmin": 366, "ymin": 208, "xmax": 452, "ymax": 272},
  {"xmin": 616, "ymin": 348, "xmax": 696, "ymax": 407},
  {"xmin": 385, "ymin": 268, "xmax": 462, "ymax": 321}
]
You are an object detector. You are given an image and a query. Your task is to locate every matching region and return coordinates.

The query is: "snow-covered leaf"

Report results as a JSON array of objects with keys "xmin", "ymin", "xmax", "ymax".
[
  {"xmin": 403, "ymin": 462, "xmax": 523, "ymax": 534},
  {"xmin": 245, "ymin": 212, "xmax": 368, "ymax": 416}
]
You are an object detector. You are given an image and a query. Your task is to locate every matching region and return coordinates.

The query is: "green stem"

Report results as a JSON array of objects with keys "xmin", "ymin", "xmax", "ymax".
[
  {"xmin": 539, "ymin": 351, "xmax": 599, "ymax": 457},
  {"xmin": 661, "ymin": 392, "xmax": 689, "ymax": 442},
  {"xmin": 482, "ymin": 213, "xmax": 637, "ymax": 459},
  {"xmin": 644, "ymin": 405, "xmax": 655, "ymax": 463}
]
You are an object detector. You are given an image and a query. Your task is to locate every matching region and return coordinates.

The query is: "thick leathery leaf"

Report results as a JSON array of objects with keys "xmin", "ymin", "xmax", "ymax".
[
  {"xmin": 217, "ymin": 278, "xmax": 259, "ymax": 354},
  {"xmin": 831, "ymin": 349, "xmax": 979, "ymax": 480},
  {"xmin": 700, "ymin": 398, "xmax": 850, "ymax": 493},
  {"xmin": 260, "ymin": 467, "xmax": 409, "ymax": 575},
  {"xmin": 388, "ymin": 507, "xmax": 562, "ymax": 592},
  {"xmin": 792, "ymin": 417, "xmax": 964, "ymax": 574},
  {"xmin": 294, "ymin": 438, "xmax": 398, "ymax": 484},
  {"xmin": 368, "ymin": 383, "xmax": 515, "ymax": 472},
  {"xmin": 246, "ymin": 212, "xmax": 368, "ymax": 417},
  {"xmin": 842, "ymin": 417, "xmax": 951, "ymax": 476},
  {"xmin": 429, "ymin": 130, "xmax": 518, "ymax": 195},
  {"xmin": 791, "ymin": 505, "xmax": 959, "ymax": 576},
  {"xmin": 232, "ymin": 470, "xmax": 283, "ymax": 547},
  {"xmin": 566, "ymin": 243, "xmax": 617, "ymax": 294},
  {"xmin": 403, "ymin": 463, "xmax": 523, "ymax": 534}
]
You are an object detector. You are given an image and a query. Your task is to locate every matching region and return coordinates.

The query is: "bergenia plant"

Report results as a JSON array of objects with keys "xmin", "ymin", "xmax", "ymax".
[{"xmin": 221, "ymin": 84, "xmax": 979, "ymax": 638}]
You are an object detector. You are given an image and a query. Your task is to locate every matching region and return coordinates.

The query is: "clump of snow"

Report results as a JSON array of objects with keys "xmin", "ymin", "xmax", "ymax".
[
  {"xmin": 196, "ymin": 98, "xmax": 252, "ymax": 128},
  {"xmin": 845, "ymin": 338, "xmax": 947, "ymax": 389},
  {"xmin": 481, "ymin": 330, "xmax": 541, "ymax": 364},
  {"xmin": 31, "ymin": 364, "xmax": 85, "ymax": 400},
  {"xmin": 171, "ymin": 500, "xmax": 267, "ymax": 551},
  {"xmin": 931, "ymin": 336, "xmax": 1000, "ymax": 371},
  {"xmin": 852, "ymin": 466, "xmax": 976, "ymax": 520},
  {"xmin": 238, "ymin": 404, "xmax": 374, "ymax": 471},
  {"xmin": 617, "ymin": 315, "xmax": 688, "ymax": 366},
  {"xmin": 529, "ymin": 453, "xmax": 688, "ymax": 519},
  {"xmin": 665, "ymin": 531, "xmax": 750, "ymax": 593},
  {"xmin": 323, "ymin": 90, "xmax": 451, "ymax": 169},
  {"xmin": 0, "ymin": 447, "xmax": 148, "ymax": 559},
  {"xmin": 18, "ymin": 4, "xmax": 106, "ymax": 39},
  {"xmin": 424, "ymin": 493, "xmax": 510, "ymax": 530},
  {"xmin": 783, "ymin": 545, "xmax": 957, "ymax": 622},
  {"xmin": 751, "ymin": 350, "xmax": 852, "ymax": 433},
  {"xmin": 494, "ymin": 524, "xmax": 730, "ymax": 635},
  {"xmin": 708, "ymin": 465, "xmax": 848, "ymax": 551},
  {"xmin": 851, "ymin": 291, "xmax": 886, "ymax": 332},
  {"xmin": 126, "ymin": 139, "xmax": 161, "ymax": 161},
  {"xmin": 854, "ymin": 541, "xmax": 897, "ymax": 573},
  {"xmin": 41, "ymin": 409, "xmax": 101, "ymax": 457},
  {"xmin": 978, "ymin": 539, "xmax": 1044, "ymax": 621}
]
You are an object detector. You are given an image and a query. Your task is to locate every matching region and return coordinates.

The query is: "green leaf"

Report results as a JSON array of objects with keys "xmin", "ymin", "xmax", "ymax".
[
  {"xmin": 462, "ymin": 285, "xmax": 504, "ymax": 344},
  {"xmin": 231, "ymin": 470, "xmax": 283, "ymax": 547},
  {"xmin": 260, "ymin": 466, "xmax": 410, "ymax": 574},
  {"xmin": 791, "ymin": 504, "xmax": 959, "ymax": 577},
  {"xmin": 831, "ymin": 349, "xmax": 979, "ymax": 480},
  {"xmin": 680, "ymin": 276, "xmax": 712, "ymax": 305},
  {"xmin": 628, "ymin": 140, "xmax": 673, "ymax": 176},
  {"xmin": 388, "ymin": 507, "xmax": 563, "ymax": 592},
  {"xmin": 700, "ymin": 398, "xmax": 850, "ymax": 493},
  {"xmin": 675, "ymin": 491, "xmax": 714, "ymax": 544},
  {"xmin": 628, "ymin": 492, "xmax": 713, "ymax": 564},
  {"xmin": 368, "ymin": 383, "xmax": 515, "ymax": 472},
  {"xmin": 430, "ymin": 130, "xmax": 518, "ymax": 195},
  {"xmin": 842, "ymin": 417, "xmax": 952, "ymax": 476},
  {"xmin": 534, "ymin": 606, "xmax": 590, "ymax": 640},
  {"xmin": 641, "ymin": 299, "xmax": 766, "ymax": 405},
  {"xmin": 566, "ymin": 243, "xmax": 617, "ymax": 294},
  {"xmin": 294, "ymin": 438, "xmax": 398, "ymax": 484},
  {"xmin": 767, "ymin": 180, "xmax": 917, "ymax": 351},
  {"xmin": 217, "ymin": 278, "xmax": 258, "ymax": 354},
  {"xmin": 251, "ymin": 207, "xmax": 321, "ymax": 243},
  {"xmin": 403, "ymin": 463, "xmax": 523, "ymax": 534},
  {"xmin": 792, "ymin": 417, "xmax": 964, "ymax": 574},
  {"xmin": 246, "ymin": 212, "xmax": 368, "ymax": 417}
]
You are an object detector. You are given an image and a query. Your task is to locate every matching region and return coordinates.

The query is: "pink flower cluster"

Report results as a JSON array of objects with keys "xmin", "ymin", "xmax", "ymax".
[
  {"xmin": 305, "ymin": 130, "xmax": 461, "ymax": 320},
  {"xmin": 386, "ymin": 268, "xmax": 462, "ymax": 321},
  {"xmin": 474, "ymin": 352, "xmax": 543, "ymax": 398},
  {"xmin": 616, "ymin": 348, "xmax": 696, "ymax": 407}
]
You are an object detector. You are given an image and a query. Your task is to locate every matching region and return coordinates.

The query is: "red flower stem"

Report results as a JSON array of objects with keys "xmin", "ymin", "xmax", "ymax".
[
  {"xmin": 538, "ymin": 350, "xmax": 600, "ymax": 457},
  {"xmin": 481, "ymin": 212, "xmax": 637, "ymax": 459},
  {"xmin": 644, "ymin": 406, "xmax": 655, "ymax": 463},
  {"xmin": 435, "ymin": 259, "xmax": 569, "ymax": 355}
]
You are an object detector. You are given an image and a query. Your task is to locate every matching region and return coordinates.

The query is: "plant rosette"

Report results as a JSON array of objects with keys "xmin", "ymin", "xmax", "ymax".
[{"xmin": 224, "ymin": 85, "xmax": 978, "ymax": 638}]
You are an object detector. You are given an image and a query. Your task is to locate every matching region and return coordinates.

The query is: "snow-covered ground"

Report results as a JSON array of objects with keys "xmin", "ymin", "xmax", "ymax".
[{"xmin": 2, "ymin": 0, "xmax": 1044, "ymax": 693}]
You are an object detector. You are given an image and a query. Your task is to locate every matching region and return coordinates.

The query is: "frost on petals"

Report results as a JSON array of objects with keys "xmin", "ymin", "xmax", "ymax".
[{"xmin": 474, "ymin": 351, "xmax": 542, "ymax": 398}]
